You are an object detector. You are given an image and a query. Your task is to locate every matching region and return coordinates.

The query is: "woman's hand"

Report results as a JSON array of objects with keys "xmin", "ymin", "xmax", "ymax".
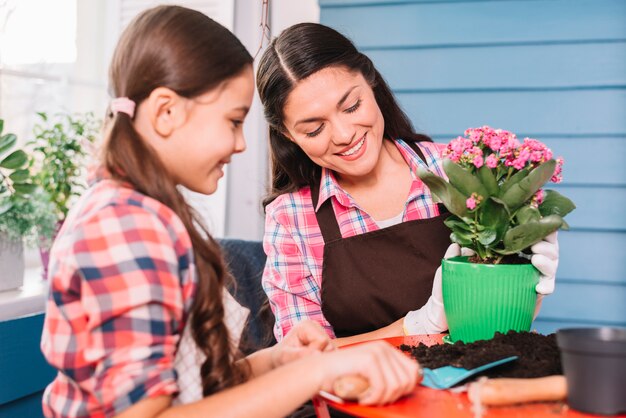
[
  {"xmin": 403, "ymin": 243, "xmax": 466, "ymax": 334},
  {"xmin": 270, "ymin": 320, "xmax": 335, "ymax": 369},
  {"xmin": 532, "ymin": 231, "xmax": 559, "ymax": 295},
  {"xmin": 320, "ymin": 341, "xmax": 420, "ymax": 405}
]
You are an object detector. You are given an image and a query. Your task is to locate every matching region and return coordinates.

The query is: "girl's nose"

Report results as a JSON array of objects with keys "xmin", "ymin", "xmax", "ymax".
[{"xmin": 234, "ymin": 133, "xmax": 246, "ymax": 153}]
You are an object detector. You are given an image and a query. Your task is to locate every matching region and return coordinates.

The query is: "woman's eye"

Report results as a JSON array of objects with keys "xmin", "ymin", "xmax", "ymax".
[
  {"xmin": 306, "ymin": 123, "xmax": 324, "ymax": 138},
  {"xmin": 345, "ymin": 99, "xmax": 361, "ymax": 114}
]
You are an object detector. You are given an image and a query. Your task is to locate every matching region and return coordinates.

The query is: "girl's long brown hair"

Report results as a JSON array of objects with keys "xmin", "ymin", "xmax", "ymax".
[
  {"xmin": 104, "ymin": 5, "xmax": 252, "ymax": 396},
  {"xmin": 256, "ymin": 23, "xmax": 432, "ymax": 208}
]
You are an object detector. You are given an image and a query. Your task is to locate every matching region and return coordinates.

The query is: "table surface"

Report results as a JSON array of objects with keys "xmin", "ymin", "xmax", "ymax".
[{"xmin": 320, "ymin": 334, "xmax": 626, "ymax": 418}]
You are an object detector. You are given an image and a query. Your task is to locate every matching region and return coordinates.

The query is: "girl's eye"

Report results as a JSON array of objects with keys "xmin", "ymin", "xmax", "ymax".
[
  {"xmin": 231, "ymin": 119, "xmax": 243, "ymax": 129},
  {"xmin": 306, "ymin": 123, "xmax": 324, "ymax": 138},
  {"xmin": 345, "ymin": 99, "xmax": 361, "ymax": 114}
]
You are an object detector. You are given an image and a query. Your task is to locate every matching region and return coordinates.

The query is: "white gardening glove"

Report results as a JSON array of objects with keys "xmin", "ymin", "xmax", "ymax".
[
  {"xmin": 403, "ymin": 243, "xmax": 472, "ymax": 335},
  {"xmin": 531, "ymin": 231, "xmax": 559, "ymax": 295}
]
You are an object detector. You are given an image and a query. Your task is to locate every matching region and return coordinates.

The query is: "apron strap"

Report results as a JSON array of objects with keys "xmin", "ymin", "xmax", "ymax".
[
  {"xmin": 311, "ymin": 139, "xmax": 431, "ymax": 244},
  {"xmin": 310, "ymin": 178, "xmax": 342, "ymax": 243}
]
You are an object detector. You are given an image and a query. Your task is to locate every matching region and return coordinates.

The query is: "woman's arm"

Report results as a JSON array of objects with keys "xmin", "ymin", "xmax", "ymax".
[
  {"xmin": 335, "ymin": 318, "xmax": 404, "ymax": 347},
  {"xmin": 262, "ymin": 204, "xmax": 335, "ymax": 340}
]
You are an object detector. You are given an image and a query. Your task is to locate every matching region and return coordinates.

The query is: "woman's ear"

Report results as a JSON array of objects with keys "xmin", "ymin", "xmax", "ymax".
[
  {"xmin": 280, "ymin": 127, "xmax": 296, "ymax": 143},
  {"xmin": 145, "ymin": 87, "xmax": 187, "ymax": 137}
]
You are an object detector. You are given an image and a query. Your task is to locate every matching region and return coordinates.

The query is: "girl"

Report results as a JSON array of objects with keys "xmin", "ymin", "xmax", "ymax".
[
  {"xmin": 41, "ymin": 7, "xmax": 419, "ymax": 417},
  {"xmin": 256, "ymin": 23, "xmax": 560, "ymax": 346}
]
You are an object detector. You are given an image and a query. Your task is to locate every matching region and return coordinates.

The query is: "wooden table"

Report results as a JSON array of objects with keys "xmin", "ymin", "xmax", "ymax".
[{"xmin": 313, "ymin": 334, "xmax": 626, "ymax": 418}]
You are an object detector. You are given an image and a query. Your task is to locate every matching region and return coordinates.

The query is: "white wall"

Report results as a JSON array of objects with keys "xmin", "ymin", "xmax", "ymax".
[{"xmin": 226, "ymin": 0, "xmax": 319, "ymax": 240}]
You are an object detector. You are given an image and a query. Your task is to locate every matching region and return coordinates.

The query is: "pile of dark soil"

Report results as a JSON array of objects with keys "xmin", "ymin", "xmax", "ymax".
[{"xmin": 399, "ymin": 331, "xmax": 562, "ymax": 378}]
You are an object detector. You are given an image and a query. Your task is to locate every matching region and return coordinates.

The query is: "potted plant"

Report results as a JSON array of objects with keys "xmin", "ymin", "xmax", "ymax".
[
  {"xmin": 28, "ymin": 112, "xmax": 100, "ymax": 277},
  {"xmin": 417, "ymin": 126, "xmax": 576, "ymax": 343},
  {"xmin": 0, "ymin": 119, "xmax": 56, "ymax": 291}
]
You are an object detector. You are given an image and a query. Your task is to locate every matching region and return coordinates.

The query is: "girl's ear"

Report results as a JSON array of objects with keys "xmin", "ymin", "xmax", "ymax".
[{"xmin": 145, "ymin": 87, "xmax": 187, "ymax": 137}]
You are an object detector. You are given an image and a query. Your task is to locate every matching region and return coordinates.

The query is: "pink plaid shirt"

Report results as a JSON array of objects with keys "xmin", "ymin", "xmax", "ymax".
[
  {"xmin": 262, "ymin": 139, "xmax": 448, "ymax": 341},
  {"xmin": 41, "ymin": 179, "xmax": 197, "ymax": 417}
]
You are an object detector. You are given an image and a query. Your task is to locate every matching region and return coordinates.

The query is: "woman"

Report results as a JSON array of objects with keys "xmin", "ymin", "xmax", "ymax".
[
  {"xmin": 40, "ymin": 9, "xmax": 419, "ymax": 417},
  {"xmin": 257, "ymin": 23, "xmax": 559, "ymax": 346}
]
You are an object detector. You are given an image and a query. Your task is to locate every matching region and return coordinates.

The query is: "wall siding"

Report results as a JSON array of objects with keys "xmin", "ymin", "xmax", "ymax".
[{"xmin": 320, "ymin": 0, "xmax": 626, "ymax": 333}]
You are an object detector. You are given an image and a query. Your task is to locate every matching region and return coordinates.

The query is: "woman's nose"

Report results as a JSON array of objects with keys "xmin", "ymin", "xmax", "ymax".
[{"xmin": 331, "ymin": 118, "xmax": 355, "ymax": 145}]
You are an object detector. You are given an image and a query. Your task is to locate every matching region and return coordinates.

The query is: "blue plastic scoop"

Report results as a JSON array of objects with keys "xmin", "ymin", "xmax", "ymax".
[{"xmin": 421, "ymin": 356, "xmax": 518, "ymax": 389}]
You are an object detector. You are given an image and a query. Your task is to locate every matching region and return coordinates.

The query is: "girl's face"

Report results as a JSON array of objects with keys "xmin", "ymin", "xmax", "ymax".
[
  {"xmin": 282, "ymin": 66, "xmax": 385, "ymax": 182},
  {"xmin": 162, "ymin": 66, "xmax": 254, "ymax": 195}
]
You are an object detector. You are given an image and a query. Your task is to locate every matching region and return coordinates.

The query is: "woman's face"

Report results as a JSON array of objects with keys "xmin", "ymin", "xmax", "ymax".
[
  {"xmin": 282, "ymin": 66, "xmax": 385, "ymax": 182},
  {"xmin": 163, "ymin": 66, "xmax": 254, "ymax": 195}
]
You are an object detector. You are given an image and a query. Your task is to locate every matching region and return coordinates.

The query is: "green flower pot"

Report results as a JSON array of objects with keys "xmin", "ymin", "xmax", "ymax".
[{"xmin": 442, "ymin": 256, "xmax": 539, "ymax": 343}]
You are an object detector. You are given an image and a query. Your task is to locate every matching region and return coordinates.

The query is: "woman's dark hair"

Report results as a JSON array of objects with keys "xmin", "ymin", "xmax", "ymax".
[
  {"xmin": 256, "ymin": 22, "xmax": 431, "ymax": 207},
  {"xmin": 104, "ymin": 5, "xmax": 252, "ymax": 396}
]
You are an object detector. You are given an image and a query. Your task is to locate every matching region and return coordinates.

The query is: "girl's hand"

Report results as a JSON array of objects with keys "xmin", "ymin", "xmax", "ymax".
[
  {"xmin": 321, "ymin": 341, "xmax": 420, "ymax": 405},
  {"xmin": 271, "ymin": 320, "xmax": 335, "ymax": 368}
]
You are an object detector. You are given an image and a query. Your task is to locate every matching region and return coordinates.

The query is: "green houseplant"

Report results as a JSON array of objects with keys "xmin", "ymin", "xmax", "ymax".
[
  {"xmin": 28, "ymin": 112, "xmax": 100, "ymax": 277},
  {"xmin": 417, "ymin": 126, "xmax": 576, "ymax": 342},
  {"xmin": 29, "ymin": 112, "xmax": 99, "ymax": 222},
  {"xmin": 0, "ymin": 119, "xmax": 56, "ymax": 291}
]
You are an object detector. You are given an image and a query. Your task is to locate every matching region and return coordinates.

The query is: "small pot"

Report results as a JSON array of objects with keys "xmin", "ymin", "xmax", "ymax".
[
  {"xmin": 0, "ymin": 233, "xmax": 25, "ymax": 292},
  {"xmin": 557, "ymin": 327, "xmax": 626, "ymax": 416}
]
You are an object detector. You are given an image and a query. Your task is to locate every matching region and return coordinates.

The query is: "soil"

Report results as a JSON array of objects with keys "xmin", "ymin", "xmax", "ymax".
[{"xmin": 399, "ymin": 330, "xmax": 562, "ymax": 379}]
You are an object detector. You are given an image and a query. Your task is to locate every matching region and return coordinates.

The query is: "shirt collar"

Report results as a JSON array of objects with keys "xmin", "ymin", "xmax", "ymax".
[{"xmin": 315, "ymin": 167, "xmax": 352, "ymax": 212}]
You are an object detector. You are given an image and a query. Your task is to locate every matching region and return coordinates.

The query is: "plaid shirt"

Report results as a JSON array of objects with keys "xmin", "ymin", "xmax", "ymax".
[
  {"xmin": 41, "ymin": 179, "xmax": 197, "ymax": 417},
  {"xmin": 262, "ymin": 139, "xmax": 448, "ymax": 341}
]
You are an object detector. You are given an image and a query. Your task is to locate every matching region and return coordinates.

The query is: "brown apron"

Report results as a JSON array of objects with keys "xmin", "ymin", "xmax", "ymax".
[{"xmin": 311, "ymin": 141, "xmax": 451, "ymax": 338}]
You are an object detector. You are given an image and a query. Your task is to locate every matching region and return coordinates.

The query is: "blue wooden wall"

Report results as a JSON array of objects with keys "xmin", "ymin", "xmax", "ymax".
[{"xmin": 319, "ymin": 0, "xmax": 626, "ymax": 333}]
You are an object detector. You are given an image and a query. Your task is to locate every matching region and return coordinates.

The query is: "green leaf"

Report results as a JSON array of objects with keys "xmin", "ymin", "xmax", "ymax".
[
  {"xmin": 444, "ymin": 215, "xmax": 473, "ymax": 232},
  {"xmin": 450, "ymin": 230, "xmax": 474, "ymax": 247},
  {"xmin": 539, "ymin": 189, "xmax": 576, "ymax": 218},
  {"xmin": 479, "ymin": 197, "xmax": 510, "ymax": 245},
  {"xmin": 12, "ymin": 182, "xmax": 38, "ymax": 195},
  {"xmin": 477, "ymin": 165, "xmax": 498, "ymax": 196},
  {"xmin": 499, "ymin": 168, "xmax": 529, "ymax": 196},
  {"xmin": 0, "ymin": 150, "xmax": 28, "ymax": 169},
  {"xmin": 477, "ymin": 229, "xmax": 497, "ymax": 245},
  {"xmin": 515, "ymin": 205, "xmax": 541, "ymax": 224},
  {"xmin": 417, "ymin": 166, "xmax": 469, "ymax": 218},
  {"xmin": 0, "ymin": 200, "xmax": 12, "ymax": 216},
  {"xmin": 502, "ymin": 215, "xmax": 564, "ymax": 254},
  {"xmin": 9, "ymin": 169, "xmax": 30, "ymax": 183},
  {"xmin": 500, "ymin": 160, "xmax": 557, "ymax": 210},
  {"xmin": 0, "ymin": 119, "xmax": 4, "ymax": 134},
  {"xmin": 0, "ymin": 133, "xmax": 17, "ymax": 156},
  {"xmin": 443, "ymin": 159, "xmax": 488, "ymax": 198}
]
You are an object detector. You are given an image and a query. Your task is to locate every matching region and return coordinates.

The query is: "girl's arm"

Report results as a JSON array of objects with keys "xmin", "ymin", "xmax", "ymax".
[{"xmin": 117, "ymin": 340, "xmax": 420, "ymax": 418}]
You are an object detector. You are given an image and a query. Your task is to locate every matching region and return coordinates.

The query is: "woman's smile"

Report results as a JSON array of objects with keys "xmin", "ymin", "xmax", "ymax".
[{"xmin": 337, "ymin": 133, "xmax": 367, "ymax": 160}]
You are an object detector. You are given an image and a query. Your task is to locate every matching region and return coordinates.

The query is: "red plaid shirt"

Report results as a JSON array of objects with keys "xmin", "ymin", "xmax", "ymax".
[
  {"xmin": 41, "ymin": 179, "xmax": 197, "ymax": 417},
  {"xmin": 262, "ymin": 140, "xmax": 448, "ymax": 341}
]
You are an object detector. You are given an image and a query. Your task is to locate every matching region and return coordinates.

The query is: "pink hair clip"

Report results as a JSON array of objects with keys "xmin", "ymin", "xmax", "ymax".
[{"xmin": 110, "ymin": 97, "xmax": 136, "ymax": 118}]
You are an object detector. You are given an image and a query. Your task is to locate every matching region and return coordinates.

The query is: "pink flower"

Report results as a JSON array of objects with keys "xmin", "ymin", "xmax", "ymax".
[
  {"xmin": 473, "ymin": 155, "xmax": 484, "ymax": 168},
  {"xmin": 551, "ymin": 157, "xmax": 564, "ymax": 183},
  {"xmin": 512, "ymin": 148, "xmax": 531, "ymax": 170},
  {"xmin": 534, "ymin": 189, "xmax": 545, "ymax": 205},
  {"xmin": 466, "ymin": 192, "xmax": 482, "ymax": 210},
  {"xmin": 466, "ymin": 196, "xmax": 477, "ymax": 210},
  {"xmin": 485, "ymin": 154, "xmax": 499, "ymax": 168}
]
